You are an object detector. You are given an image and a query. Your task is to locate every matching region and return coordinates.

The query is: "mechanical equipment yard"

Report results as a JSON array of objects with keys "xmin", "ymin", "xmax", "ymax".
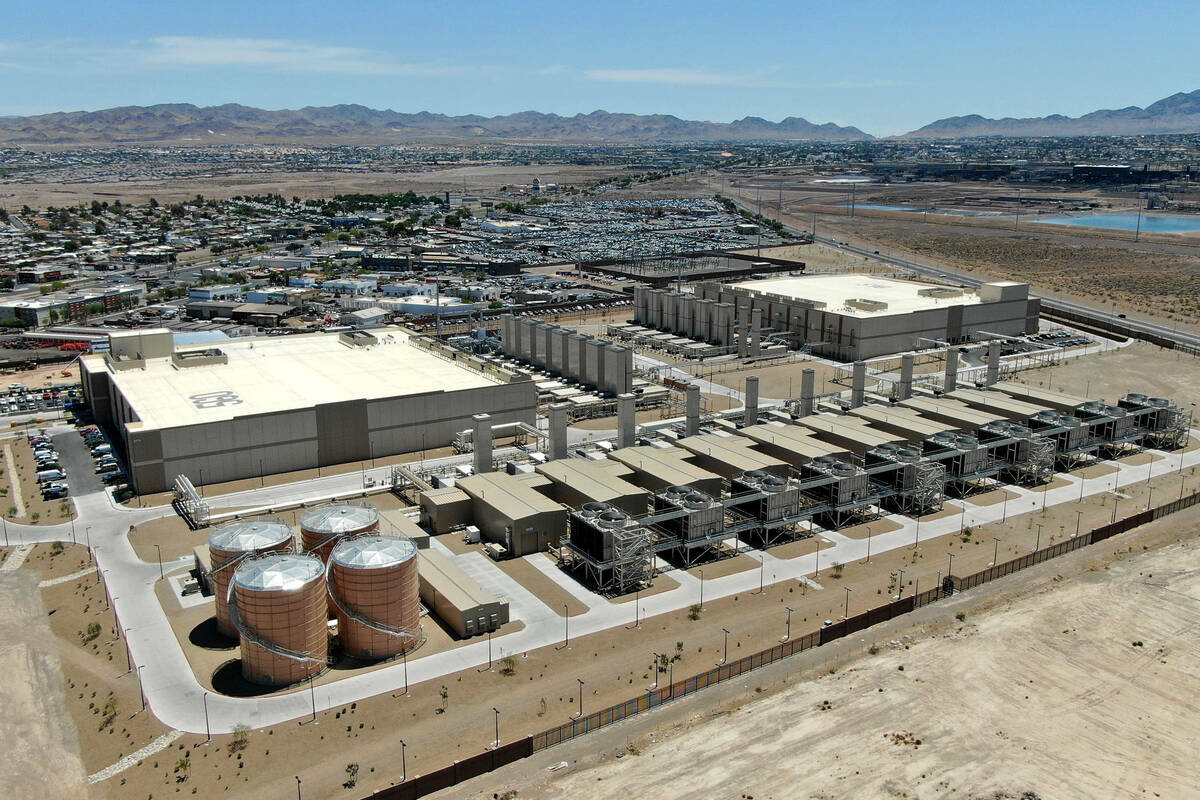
[{"xmin": 5, "ymin": 263, "xmax": 1200, "ymax": 800}]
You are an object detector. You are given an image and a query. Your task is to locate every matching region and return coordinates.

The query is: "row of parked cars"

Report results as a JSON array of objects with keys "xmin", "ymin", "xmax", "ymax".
[
  {"xmin": 30, "ymin": 435, "xmax": 68, "ymax": 499},
  {"xmin": 80, "ymin": 426, "xmax": 127, "ymax": 488},
  {"xmin": 5, "ymin": 382, "xmax": 79, "ymax": 416}
]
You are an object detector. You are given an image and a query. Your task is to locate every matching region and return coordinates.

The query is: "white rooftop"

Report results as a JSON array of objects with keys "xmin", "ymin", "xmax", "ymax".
[
  {"xmin": 84, "ymin": 326, "xmax": 498, "ymax": 431},
  {"xmin": 728, "ymin": 275, "xmax": 984, "ymax": 318}
]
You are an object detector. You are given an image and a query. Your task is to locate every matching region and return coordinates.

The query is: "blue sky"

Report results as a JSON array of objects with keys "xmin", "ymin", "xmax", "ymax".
[{"xmin": 2, "ymin": 0, "xmax": 1197, "ymax": 136}]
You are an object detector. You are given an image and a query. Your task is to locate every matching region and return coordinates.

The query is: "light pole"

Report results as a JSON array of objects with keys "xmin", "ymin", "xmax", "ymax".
[
  {"xmin": 492, "ymin": 707, "xmax": 500, "ymax": 749},
  {"xmin": 897, "ymin": 568, "xmax": 905, "ymax": 599},
  {"xmin": 865, "ymin": 524, "xmax": 872, "ymax": 563},
  {"xmin": 86, "ymin": 526, "xmax": 92, "ymax": 559},
  {"xmin": 757, "ymin": 553, "xmax": 765, "ymax": 594},
  {"xmin": 783, "ymin": 607, "xmax": 793, "ymax": 642},
  {"xmin": 203, "ymin": 692, "xmax": 210, "ymax": 743},
  {"xmin": 1036, "ymin": 523, "xmax": 1044, "ymax": 551},
  {"xmin": 295, "ymin": 776, "xmax": 301, "ymax": 800},
  {"xmin": 651, "ymin": 652, "xmax": 659, "ymax": 689},
  {"xmin": 844, "ymin": 586, "xmax": 852, "ymax": 620},
  {"xmin": 947, "ymin": 552, "xmax": 955, "ymax": 578},
  {"xmin": 575, "ymin": 678, "xmax": 585, "ymax": 718},
  {"xmin": 936, "ymin": 569, "xmax": 943, "ymax": 597},
  {"xmin": 400, "ymin": 740, "xmax": 407, "ymax": 782},
  {"xmin": 1002, "ymin": 491, "xmax": 1009, "ymax": 522},
  {"xmin": 1146, "ymin": 487, "xmax": 1153, "ymax": 511},
  {"xmin": 135, "ymin": 665, "xmax": 145, "ymax": 712},
  {"xmin": 698, "ymin": 569, "xmax": 705, "ymax": 610},
  {"xmin": 992, "ymin": 537, "xmax": 1001, "ymax": 566},
  {"xmin": 1074, "ymin": 509, "xmax": 1082, "ymax": 537},
  {"xmin": 154, "ymin": 544, "xmax": 163, "ymax": 579},
  {"xmin": 720, "ymin": 628, "xmax": 730, "ymax": 666},
  {"xmin": 563, "ymin": 605, "xmax": 569, "ymax": 649},
  {"xmin": 633, "ymin": 588, "xmax": 640, "ymax": 628},
  {"xmin": 814, "ymin": 539, "xmax": 820, "ymax": 577}
]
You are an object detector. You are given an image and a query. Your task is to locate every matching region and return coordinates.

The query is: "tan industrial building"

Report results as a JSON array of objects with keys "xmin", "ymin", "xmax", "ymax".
[
  {"xmin": 417, "ymin": 550, "xmax": 509, "ymax": 638},
  {"xmin": 736, "ymin": 423, "xmax": 850, "ymax": 467},
  {"xmin": 534, "ymin": 459, "xmax": 650, "ymax": 517},
  {"xmin": 456, "ymin": 471, "xmax": 567, "ymax": 557},
  {"xmin": 419, "ymin": 487, "xmax": 474, "ymax": 534},
  {"xmin": 79, "ymin": 327, "xmax": 536, "ymax": 494},
  {"xmin": 608, "ymin": 445, "xmax": 724, "ymax": 496},
  {"xmin": 675, "ymin": 433, "xmax": 789, "ymax": 478},
  {"xmin": 638, "ymin": 275, "xmax": 1039, "ymax": 360}
]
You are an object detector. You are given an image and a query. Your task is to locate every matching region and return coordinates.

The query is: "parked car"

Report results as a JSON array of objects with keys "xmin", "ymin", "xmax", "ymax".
[
  {"xmin": 36, "ymin": 469, "xmax": 66, "ymax": 483},
  {"xmin": 102, "ymin": 472, "xmax": 126, "ymax": 486},
  {"xmin": 90, "ymin": 445, "xmax": 112, "ymax": 456},
  {"xmin": 95, "ymin": 462, "xmax": 119, "ymax": 474},
  {"xmin": 42, "ymin": 485, "xmax": 68, "ymax": 499}
]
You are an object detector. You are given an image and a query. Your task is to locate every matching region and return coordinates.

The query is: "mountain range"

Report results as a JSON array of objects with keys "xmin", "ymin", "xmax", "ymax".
[
  {"xmin": 0, "ymin": 105, "xmax": 871, "ymax": 145},
  {"xmin": 1, "ymin": 90, "xmax": 1198, "ymax": 144},
  {"xmin": 902, "ymin": 90, "xmax": 1200, "ymax": 138}
]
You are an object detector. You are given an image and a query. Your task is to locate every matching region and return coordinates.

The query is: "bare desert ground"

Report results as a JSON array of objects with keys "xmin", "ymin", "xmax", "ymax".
[{"xmin": 456, "ymin": 513, "xmax": 1200, "ymax": 800}]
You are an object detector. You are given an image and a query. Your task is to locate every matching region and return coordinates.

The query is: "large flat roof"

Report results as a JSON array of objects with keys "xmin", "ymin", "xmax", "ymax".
[
  {"xmin": 727, "ymin": 275, "xmax": 984, "ymax": 318},
  {"xmin": 83, "ymin": 326, "xmax": 500, "ymax": 431}
]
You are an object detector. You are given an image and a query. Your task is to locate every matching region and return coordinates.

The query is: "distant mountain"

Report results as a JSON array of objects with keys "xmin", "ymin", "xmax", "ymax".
[
  {"xmin": 902, "ymin": 89, "xmax": 1200, "ymax": 138},
  {"xmin": 0, "ymin": 104, "xmax": 873, "ymax": 145}
]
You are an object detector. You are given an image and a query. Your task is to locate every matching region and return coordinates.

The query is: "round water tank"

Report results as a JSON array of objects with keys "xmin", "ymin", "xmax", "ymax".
[
  {"xmin": 231, "ymin": 553, "xmax": 327, "ymax": 687},
  {"xmin": 208, "ymin": 519, "xmax": 294, "ymax": 638},
  {"xmin": 328, "ymin": 536, "xmax": 420, "ymax": 661},
  {"xmin": 300, "ymin": 504, "xmax": 380, "ymax": 563}
]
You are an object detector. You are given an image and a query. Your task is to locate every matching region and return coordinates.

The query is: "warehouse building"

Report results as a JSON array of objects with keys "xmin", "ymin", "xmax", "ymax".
[
  {"xmin": 608, "ymin": 445, "xmax": 724, "ymax": 497},
  {"xmin": 534, "ymin": 459, "xmax": 650, "ymax": 517},
  {"xmin": 636, "ymin": 275, "xmax": 1039, "ymax": 360},
  {"xmin": 417, "ymin": 549, "xmax": 509, "ymax": 638},
  {"xmin": 80, "ymin": 327, "xmax": 536, "ymax": 494},
  {"xmin": 456, "ymin": 471, "xmax": 567, "ymax": 557}
]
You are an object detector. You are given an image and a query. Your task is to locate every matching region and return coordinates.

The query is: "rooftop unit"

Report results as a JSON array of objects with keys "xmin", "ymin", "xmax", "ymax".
[
  {"xmin": 977, "ymin": 420, "xmax": 1055, "ymax": 484},
  {"xmin": 865, "ymin": 442, "xmax": 945, "ymax": 513},
  {"xmin": 1028, "ymin": 410, "xmax": 1089, "ymax": 454},
  {"xmin": 800, "ymin": 455, "xmax": 871, "ymax": 507},
  {"xmin": 565, "ymin": 502, "xmax": 650, "ymax": 594},
  {"xmin": 1120, "ymin": 393, "xmax": 1191, "ymax": 449},
  {"xmin": 1075, "ymin": 401, "xmax": 1135, "ymax": 445},
  {"xmin": 729, "ymin": 469, "xmax": 805, "ymax": 522},
  {"xmin": 652, "ymin": 485, "xmax": 726, "ymax": 545},
  {"xmin": 924, "ymin": 431, "xmax": 990, "ymax": 478}
]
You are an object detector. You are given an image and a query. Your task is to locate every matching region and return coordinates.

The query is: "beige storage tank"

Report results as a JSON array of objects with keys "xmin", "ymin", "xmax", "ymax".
[
  {"xmin": 300, "ymin": 503, "xmax": 380, "ymax": 563},
  {"xmin": 328, "ymin": 535, "xmax": 422, "ymax": 661},
  {"xmin": 208, "ymin": 519, "xmax": 294, "ymax": 638},
  {"xmin": 230, "ymin": 553, "xmax": 328, "ymax": 687}
]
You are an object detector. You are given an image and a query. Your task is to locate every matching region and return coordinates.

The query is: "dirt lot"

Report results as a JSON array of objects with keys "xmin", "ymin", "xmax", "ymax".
[
  {"xmin": 700, "ymin": 359, "xmax": 846, "ymax": 401},
  {"xmin": 0, "ymin": 163, "xmax": 621, "ymax": 207},
  {"xmin": 0, "ymin": 571, "xmax": 87, "ymax": 798},
  {"xmin": 816, "ymin": 213, "xmax": 1200, "ymax": 328},
  {"xmin": 482, "ymin": 518, "xmax": 1200, "ymax": 800},
  {"xmin": 1009, "ymin": 340, "xmax": 1200, "ymax": 402}
]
